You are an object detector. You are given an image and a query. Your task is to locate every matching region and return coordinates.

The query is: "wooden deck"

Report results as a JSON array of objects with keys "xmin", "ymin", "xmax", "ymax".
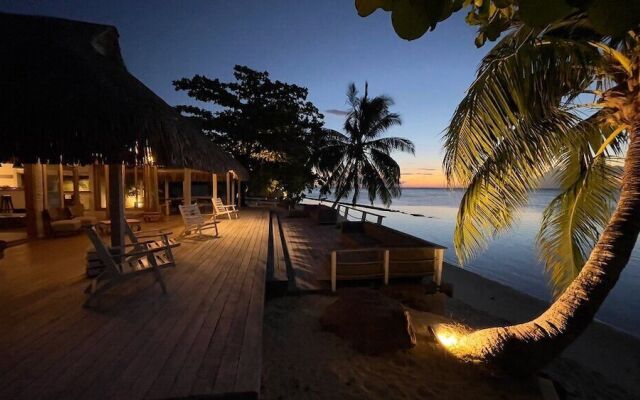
[
  {"xmin": 277, "ymin": 215, "xmax": 346, "ymax": 291},
  {"xmin": 0, "ymin": 208, "xmax": 269, "ymax": 400}
]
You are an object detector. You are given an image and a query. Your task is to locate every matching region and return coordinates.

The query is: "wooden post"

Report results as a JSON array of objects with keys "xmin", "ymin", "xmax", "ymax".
[
  {"xmin": 237, "ymin": 181, "xmax": 242, "ymax": 209},
  {"xmin": 72, "ymin": 166, "xmax": 80, "ymax": 206},
  {"xmin": 143, "ymin": 165, "xmax": 159, "ymax": 211},
  {"xmin": 104, "ymin": 165, "xmax": 110, "ymax": 217},
  {"xmin": 151, "ymin": 166, "xmax": 159, "ymax": 211},
  {"xmin": 434, "ymin": 248, "xmax": 444, "ymax": 286},
  {"xmin": 376, "ymin": 215, "xmax": 383, "ymax": 225},
  {"xmin": 360, "ymin": 210, "xmax": 366, "ymax": 222},
  {"xmin": 58, "ymin": 163, "xmax": 64, "ymax": 207},
  {"xmin": 92, "ymin": 164, "xmax": 101, "ymax": 211},
  {"xmin": 133, "ymin": 166, "xmax": 139, "ymax": 209},
  {"xmin": 183, "ymin": 168, "xmax": 192, "ymax": 206},
  {"xmin": 164, "ymin": 178, "xmax": 170, "ymax": 215},
  {"xmin": 109, "ymin": 164, "xmax": 125, "ymax": 253},
  {"xmin": 23, "ymin": 163, "xmax": 45, "ymax": 238},
  {"xmin": 231, "ymin": 177, "xmax": 236, "ymax": 206},
  {"xmin": 226, "ymin": 171, "xmax": 231, "ymax": 205},
  {"xmin": 212, "ymin": 173, "xmax": 218, "ymax": 200}
]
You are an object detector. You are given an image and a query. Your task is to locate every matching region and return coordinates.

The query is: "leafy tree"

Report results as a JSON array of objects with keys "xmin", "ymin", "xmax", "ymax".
[
  {"xmin": 317, "ymin": 83, "xmax": 414, "ymax": 207},
  {"xmin": 174, "ymin": 65, "xmax": 325, "ymax": 199},
  {"xmin": 356, "ymin": 0, "xmax": 640, "ymax": 373}
]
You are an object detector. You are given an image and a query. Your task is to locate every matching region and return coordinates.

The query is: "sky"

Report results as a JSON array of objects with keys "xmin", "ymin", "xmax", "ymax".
[{"xmin": 1, "ymin": 0, "xmax": 489, "ymax": 188}]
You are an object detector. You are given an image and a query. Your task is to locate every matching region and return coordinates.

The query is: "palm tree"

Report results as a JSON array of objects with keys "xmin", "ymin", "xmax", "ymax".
[
  {"xmin": 318, "ymin": 83, "xmax": 415, "ymax": 207},
  {"xmin": 441, "ymin": 23, "xmax": 640, "ymax": 373}
]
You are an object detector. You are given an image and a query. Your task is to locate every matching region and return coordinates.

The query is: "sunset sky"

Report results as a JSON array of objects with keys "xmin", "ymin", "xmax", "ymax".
[{"xmin": 1, "ymin": 0, "xmax": 489, "ymax": 187}]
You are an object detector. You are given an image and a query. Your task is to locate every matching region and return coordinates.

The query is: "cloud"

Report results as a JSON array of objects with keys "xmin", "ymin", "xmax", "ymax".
[{"xmin": 325, "ymin": 109, "xmax": 349, "ymax": 116}]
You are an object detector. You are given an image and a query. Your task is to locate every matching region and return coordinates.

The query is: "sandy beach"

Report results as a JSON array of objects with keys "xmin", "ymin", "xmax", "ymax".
[{"xmin": 262, "ymin": 264, "xmax": 640, "ymax": 399}]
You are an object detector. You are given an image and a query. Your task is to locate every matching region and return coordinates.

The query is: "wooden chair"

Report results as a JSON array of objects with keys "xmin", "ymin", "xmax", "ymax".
[
  {"xmin": 124, "ymin": 224, "xmax": 179, "ymax": 267},
  {"xmin": 84, "ymin": 227, "xmax": 172, "ymax": 307},
  {"xmin": 87, "ymin": 221, "xmax": 180, "ymax": 278},
  {"xmin": 178, "ymin": 204, "xmax": 219, "ymax": 239},
  {"xmin": 212, "ymin": 197, "xmax": 239, "ymax": 220}
]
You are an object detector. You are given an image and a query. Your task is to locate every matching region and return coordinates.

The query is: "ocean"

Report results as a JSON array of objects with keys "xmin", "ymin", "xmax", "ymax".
[{"xmin": 304, "ymin": 188, "xmax": 640, "ymax": 337}]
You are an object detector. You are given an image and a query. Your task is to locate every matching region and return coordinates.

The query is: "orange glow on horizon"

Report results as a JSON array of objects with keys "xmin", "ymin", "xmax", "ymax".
[{"xmin": 400, "ymin": 168, "xmax": 448, "ymax": 188}]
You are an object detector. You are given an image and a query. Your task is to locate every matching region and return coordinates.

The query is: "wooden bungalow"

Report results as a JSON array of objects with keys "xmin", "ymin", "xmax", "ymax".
[{"xmin": 0, "ymin": 12, "xmax": 247, "ymax": 241}]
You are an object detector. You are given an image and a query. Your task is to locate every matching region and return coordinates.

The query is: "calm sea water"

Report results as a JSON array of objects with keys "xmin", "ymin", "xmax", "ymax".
[{"xmin": 304, "ymin": 188, "xmax": 640, "ymax": 337}]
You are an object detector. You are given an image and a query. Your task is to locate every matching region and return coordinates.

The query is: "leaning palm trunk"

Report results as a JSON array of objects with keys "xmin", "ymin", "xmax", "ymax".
[{"xmin": 452, "ymin": 128, "xmax": 640, "ymax": 374}]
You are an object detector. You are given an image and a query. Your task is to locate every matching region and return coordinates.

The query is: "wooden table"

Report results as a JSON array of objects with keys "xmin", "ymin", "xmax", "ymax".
[{"xmin": 97, "ymin": 219, "xmax": 142, "ymax": 234}]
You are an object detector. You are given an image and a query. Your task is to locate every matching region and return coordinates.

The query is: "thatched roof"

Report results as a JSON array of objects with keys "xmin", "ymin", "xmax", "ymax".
[{"xmin": 0, "ymin": 12, "xmax": 247, "ymax": 178}]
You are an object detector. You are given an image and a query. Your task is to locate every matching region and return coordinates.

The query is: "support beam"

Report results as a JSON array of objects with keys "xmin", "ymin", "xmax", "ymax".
[
  {"xmin": 183, "ymin": 168, "xmax": 192, "ymax": 206},
  {"xmin": 212, "ymin": 173, "xmax": 218, "ymax": 201},
  {"xmin": 104, "ymin": 165, "xmax": 110, "ymax": 217},
  {"xmin": 226, "ymin": 171, "xmax": 231, "ymax": 205},
  {"xmin": 109, "ymin": 164, "xmax": 125, "ymax": 252},
  {"xmin": 92, "ymin": 164, "xmax": 102, "ymax": 211},
  {"xmin": 72, "ymin": 166, "xmax": 80, "ymax": 206},
  {"xmin": 150, "ymin": 166, "xmax": 160, "ymax": 211},
  {"xmin": 237, "ymin": 181, "xmax": 242, "ymax": 209},
  {"xmin": 231, "ymin": 176, "xmax": 236, "ymax": 206},
  {"xmin": 164, "ymin": 178, "xmax": 170, "ymax": 215},
  {"xmin": 58, "ymin": 163, "xmax": 64, "ymax": 207},
  {"xmin": 24, "ymin": 163, "xmax": 45, "ymax": 238}
]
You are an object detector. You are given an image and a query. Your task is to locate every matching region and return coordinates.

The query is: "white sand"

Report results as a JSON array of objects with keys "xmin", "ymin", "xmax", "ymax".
[{"xmin": 262, "ymin": 266, "xmax": 640, "ymax": 399}]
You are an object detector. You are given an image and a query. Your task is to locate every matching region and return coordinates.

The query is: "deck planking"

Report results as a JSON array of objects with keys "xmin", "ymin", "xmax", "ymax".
[
  {"xmin": 0, "ymin": 209, "xmax": 269, "ymax": 400},
  {"xmin": 277, "ymin": 215, "xmax": 346, "ymax": 291}
]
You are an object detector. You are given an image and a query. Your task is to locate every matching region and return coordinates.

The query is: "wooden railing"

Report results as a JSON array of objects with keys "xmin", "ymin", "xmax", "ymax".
[
  {"xmin": 335, "ymin": 204, "xmax": 385, "ymax": 225},
  {"xmin": 330, "ymin": 246, "xmax": 444, "ymax": 292}
]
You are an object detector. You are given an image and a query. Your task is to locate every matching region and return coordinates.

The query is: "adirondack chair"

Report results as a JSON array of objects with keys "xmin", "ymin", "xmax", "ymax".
[
  {"xmin": 125, "ymin": 224, "xmax": 179, "ymax": 266},
  {"xmin": 124, "ymin": 224, "xmax": 180, "ymax": 267},
  {"xmin": 178, "ymin": 204, "xmax": 219, "ymax": 239},
  {"xmin": 87, "ymin": 221, "xmax": 180, "ymax": 278},
  {"xmin": 212, "ymin": 197, "xmax": 239, "ymax": 220},
  {"xmin": 84, "ymin": 227, "xmax": 171, "ymax": 307}
]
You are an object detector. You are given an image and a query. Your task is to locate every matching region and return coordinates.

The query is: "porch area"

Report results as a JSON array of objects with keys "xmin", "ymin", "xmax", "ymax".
[{"xmin": 0, "ymin": 209, "xmax": 269, "ymax": 400}]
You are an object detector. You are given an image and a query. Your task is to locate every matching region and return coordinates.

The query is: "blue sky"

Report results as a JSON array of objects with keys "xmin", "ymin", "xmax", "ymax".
[{"xmin": 1, "ymin": 0, "xmax": 489, "ymax": 187}]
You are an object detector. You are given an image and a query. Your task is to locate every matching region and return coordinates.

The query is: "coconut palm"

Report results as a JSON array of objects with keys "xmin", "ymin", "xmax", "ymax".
[
  {"xmin": 318, "ymin": 83, "xmax": 415, "ymax": 207},
  {"xmin": 440, "ymin": 22, "xmax": 640, "ymax": 373}
]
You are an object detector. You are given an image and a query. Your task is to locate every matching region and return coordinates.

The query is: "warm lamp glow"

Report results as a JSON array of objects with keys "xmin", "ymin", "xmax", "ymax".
[
  {"xmin": 436, "ymin": 332, "xmax": 459, "ymax": 347},
  {"xmin": 430, "ymin": 324, "xmax": 470, "ymax": 354}
]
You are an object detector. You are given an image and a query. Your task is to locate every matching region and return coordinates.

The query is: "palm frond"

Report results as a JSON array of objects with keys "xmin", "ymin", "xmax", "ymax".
[
  {"xmin": 369, "ymin": 137, "xmax": 415, "ymax": 155},
  {"xmin": 444, "ymin": 27, "xmax": 601, "ymax": 187},
  {"xmin": 453, "ymin": 111, "xmax": 585, "ymax": 263},
  {"xmin": 537, "ymin": 122, "xmax": 625, "ymax": 295}
]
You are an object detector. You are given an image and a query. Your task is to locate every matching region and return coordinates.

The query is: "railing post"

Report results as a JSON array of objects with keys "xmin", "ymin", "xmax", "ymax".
[
  {"xmin": 434, "ymin": 248, "xmax": 444, "ymax": 286},
  {"xmin": 383, "ymin": 249, "xmax": 389, "ymax": 285},
  {"xmin": 343, "ymin": 206, "xmax": 349, "ymax": 219},
  {"xmin": 376, "ymin": 215, "xmax": 383, "ymax": 225},
  {"xmin": 361, "ymin": 210, "xmax": 366, "ymax": 222},
  {"xmin": 331, "ymin": 251, "xmax": 337, "ymax": 292}
]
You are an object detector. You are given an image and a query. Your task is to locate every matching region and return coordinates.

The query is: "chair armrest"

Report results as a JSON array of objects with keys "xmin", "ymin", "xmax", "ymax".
[
  {"xmin": 134, "ymin": 228, "xmax": 168, "ymax": 235},
  {"xmin": 120, "ymin": 246, "xmax": 171, "ymax": 258},
  {"xmin": 135, "ymin": 231, "xmax": 173, "ymax": 239}
]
